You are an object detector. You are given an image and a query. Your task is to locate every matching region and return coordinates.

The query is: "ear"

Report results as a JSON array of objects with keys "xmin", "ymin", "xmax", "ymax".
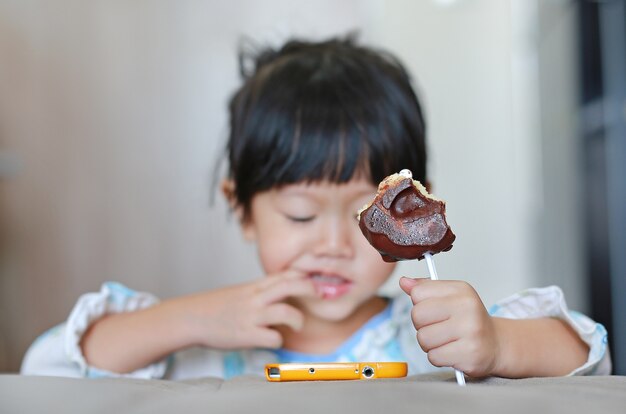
[
  {"xmin": 220, "ymin": 179, "xmax": 237, "ymax": 210},
  {"xmin": 221, "ymin": 179, "xmax": 257, "ymax": 241}
]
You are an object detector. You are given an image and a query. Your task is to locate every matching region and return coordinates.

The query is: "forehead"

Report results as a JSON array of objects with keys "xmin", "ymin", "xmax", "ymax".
[{"xmin": 275, "ymin": 177, "xmax": 377, "ymax": 200}]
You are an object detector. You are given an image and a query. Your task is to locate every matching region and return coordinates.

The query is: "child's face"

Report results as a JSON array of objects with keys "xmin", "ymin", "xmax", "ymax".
[{"xmin": 241, "ymin": 176, "xmax": 396, "ymax": 322}]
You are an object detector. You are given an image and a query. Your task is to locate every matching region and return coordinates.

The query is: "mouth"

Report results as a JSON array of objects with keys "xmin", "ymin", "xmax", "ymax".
[{"xmin": 308, "ymin": 273, "xmax": 353, "ymax": 299}]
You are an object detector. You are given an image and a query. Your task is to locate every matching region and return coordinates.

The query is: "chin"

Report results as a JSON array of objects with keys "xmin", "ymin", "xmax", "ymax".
[{"xmin": 298, "ymin": 299, "xmax": 359, "ymax": 322}]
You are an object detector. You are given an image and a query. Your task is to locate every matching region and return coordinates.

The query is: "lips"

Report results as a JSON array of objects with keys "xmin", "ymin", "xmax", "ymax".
[{"xmin": 308, "ymin": 273, "xmax": 352, "ymax": 299}]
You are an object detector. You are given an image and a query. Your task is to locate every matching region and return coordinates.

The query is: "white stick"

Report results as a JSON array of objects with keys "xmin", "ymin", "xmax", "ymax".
[
  {"xmin": 423, "ymin": 252, "xmax": 466, "ymax": 386},
  {"xmin": 424, "ymin": 252, "xmax": 439, "ymax": 280}
]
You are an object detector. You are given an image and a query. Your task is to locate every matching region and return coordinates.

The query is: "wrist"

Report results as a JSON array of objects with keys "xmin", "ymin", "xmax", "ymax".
[
  {"xmin": 490, "ymin": 317, "xmax": 516, "ymax": 378},
  {"xmin": 156, "ymin": 297, "xmax": 205, "ymax": 350}
]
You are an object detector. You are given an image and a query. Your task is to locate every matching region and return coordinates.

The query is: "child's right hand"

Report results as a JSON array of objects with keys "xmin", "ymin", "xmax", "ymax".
[
  {"xmin": 80, "ymin": 270, "xmax": 318, "ymax": 374},
  {"xmin": 172, "ymin": 270, "xmax": 320, "ymax": 350}
]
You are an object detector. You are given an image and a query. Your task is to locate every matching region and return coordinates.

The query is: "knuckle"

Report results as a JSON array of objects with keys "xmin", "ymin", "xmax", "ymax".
[
  {"xmin": 293, "ymin": 309, "xmax": 304, "ymax": 323},
  {"xmin": 265, "ymin": 331, "xmax": 283, "ymax": 348},
  {"xmin": 469, "ymin": 322, "xmax": 487, "ymax": 339},
  {"xmin": 287, "ymin": 279, "xmax": 310, "ymax": 294},
  {"xmin": 463, "ymin": 361, "xmax": 483, "ymax": 377},
  {"xmin": 427, "ymin": 349, "xmax": 444, "ymax": 367},
  {"xmin": 273, "ymin": 282, "xmax": 290, "ymax": 295},
  {"xmin": 277, "ymin": 304, "xmax": 301, "ymax": 323},
  {"xmin": 415, "ymin": 331, "xmax": 430, "ymax": 353},
  {"xmin": 273, "ymin": 303, "xmax": 290, "ymax": 317},
  {"xmin": 458, "ymin": 294, "xmax": 479, "ymax": 312},
  {"xmin": 250, "ymin": 284, "xmax": 264, "ymax": 299},
  {"xmin": 272, "ymin": 337, "xmax": 283, "ymax": 348},
  {"xmin": 410, "ymin": 288, "xmax": 422, "ymax": 304},
  {"xmin": 453, "ymin": 280, "xmax": 472, "ymax": 292},
  {"xmin": 255, "ymin": 278, "xmax": 275, "ymax": 291},
  {"xmin": 410, "ymin": 306, "xmax": 422, "ymax": 328}
]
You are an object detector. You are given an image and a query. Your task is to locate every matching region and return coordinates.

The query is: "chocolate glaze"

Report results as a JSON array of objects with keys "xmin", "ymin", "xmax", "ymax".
[{"xmin": 358, "ymin": 175, "xmax": 455, "ymax": 262}]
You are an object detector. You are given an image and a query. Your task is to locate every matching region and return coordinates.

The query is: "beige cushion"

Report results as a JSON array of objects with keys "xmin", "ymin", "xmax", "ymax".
[{"xmin": 2, "ymin": 373, "xmax": 625, "ymax": 414}]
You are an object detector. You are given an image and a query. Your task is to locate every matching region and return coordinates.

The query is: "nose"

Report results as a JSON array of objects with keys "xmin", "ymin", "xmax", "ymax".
[{"xmin": 312, "ymin": 215, "xmax": 355, "ymax": 258}]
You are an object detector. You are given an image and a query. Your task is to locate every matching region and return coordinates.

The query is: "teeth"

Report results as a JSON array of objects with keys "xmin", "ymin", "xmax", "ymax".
[{"xmin": 311, "ymin": 274, "xmax": 346, "ymax": 285}]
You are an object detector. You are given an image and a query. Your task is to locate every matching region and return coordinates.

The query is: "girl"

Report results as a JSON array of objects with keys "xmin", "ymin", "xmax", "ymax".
[{"xmin": 21, "ymin": 37, "xmax": 610, "ymax": 379}]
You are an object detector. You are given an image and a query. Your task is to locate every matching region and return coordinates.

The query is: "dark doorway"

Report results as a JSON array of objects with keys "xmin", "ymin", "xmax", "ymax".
[{"xmin": 579, "ymin": 0, "xmax": 626, "ymax": 375}]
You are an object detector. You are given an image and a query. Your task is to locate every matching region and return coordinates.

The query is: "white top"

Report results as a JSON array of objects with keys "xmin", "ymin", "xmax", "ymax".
[{"xmin": 20, "ymin": 282, "xmax": 611, "ymax": 379}]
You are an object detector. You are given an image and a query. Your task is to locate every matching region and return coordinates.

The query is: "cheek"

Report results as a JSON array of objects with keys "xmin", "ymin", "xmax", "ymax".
[
  {"xmin": 368, "ymin": 259, "xmax": 396, "ymax": 285},
  {"xmin": 256, "ymin": 238, "xmax": 286, "ymax": 274},
  {"xmin": 255, "ymin": 225, "xmax": 305, "ymax": 274},
  {"xmin": 355, "ymin": 236, "xmax": 396, "ymax": 283}
]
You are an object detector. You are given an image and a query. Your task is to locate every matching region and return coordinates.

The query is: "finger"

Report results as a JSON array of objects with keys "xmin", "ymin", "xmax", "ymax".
[
  {"xmin": 271, "ymin": 268, "xmax": 309, "ymax": 280},
  {"xmin": 257, "ymin": 269, "xmax": 308, "ymax": 289},
  {"xmin": 253, "ymin": 327, "xmax": 283, "ymax": 349},
  {"xmin": 401, "ymin": 278, "xmax": 472, "ymax": 304},
  {"xmin": 399, "ymin": 276, "xmax": 428, "ymax": 295},
  {"xmin": 257, "ymin": 278, "xmax": 319, "ymax": 305},
  {"xmin": 426, "ymin": 338, "xmax": 479, "ymax": 374},
  {"xmin": 426, "ymin": 340, "xmax": 459, "ymax": 369},
  {"xmin": 410, "ymin": 298, "xmax": 454, "ymax": 330},
  {"xmin": 256, "ymin": 303, "xmax": 305, "ymax": 332},
  {"xmin": 415, "ymin": 320, "xmax": 457, "ymax": 353}
]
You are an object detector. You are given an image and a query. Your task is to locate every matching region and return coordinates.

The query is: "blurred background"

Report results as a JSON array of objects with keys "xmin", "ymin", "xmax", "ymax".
[{"xmin": 0, "ymin": 0, "xmax": 624, "ymax": 374}]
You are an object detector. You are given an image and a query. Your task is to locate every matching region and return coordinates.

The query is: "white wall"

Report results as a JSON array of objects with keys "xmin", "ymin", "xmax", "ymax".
[
  {"xmin": 535, "ymin": 0, "xmax": 586, "ymax": 313},
  {"xmin": 0, "ymin": 0, "xmax": 582, "ymax": 371},
  {"xmin": 374, "ymin": 0, "xmax": 543, "ymax": 306}
]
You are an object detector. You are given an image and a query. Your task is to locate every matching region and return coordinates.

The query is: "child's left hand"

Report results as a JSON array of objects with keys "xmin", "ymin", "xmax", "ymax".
[{"xmin": 399, "ymin": 277, "xmax": 502, "ymax": 378}]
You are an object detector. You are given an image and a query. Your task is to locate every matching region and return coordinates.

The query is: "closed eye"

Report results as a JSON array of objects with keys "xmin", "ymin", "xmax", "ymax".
[{"xmin": 285, "ymin": 215, "xmax": 315, "ymax": 223}]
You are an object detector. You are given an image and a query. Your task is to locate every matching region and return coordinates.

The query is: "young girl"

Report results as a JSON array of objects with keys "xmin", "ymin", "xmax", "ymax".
[{"xmin": 21, "ymin": 37, "xmax": 610, "ymax": 380}]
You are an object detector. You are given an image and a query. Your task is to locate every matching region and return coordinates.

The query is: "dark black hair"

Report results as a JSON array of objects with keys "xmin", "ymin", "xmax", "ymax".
[{"xmin": 226, "ymin": 35, "xmax": 427, "ymax": 218}]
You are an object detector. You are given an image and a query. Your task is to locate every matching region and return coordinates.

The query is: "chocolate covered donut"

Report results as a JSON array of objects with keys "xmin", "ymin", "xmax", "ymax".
[{"xmin": 358, "ymin": 170, "xmax": 455, "ymax": 262}]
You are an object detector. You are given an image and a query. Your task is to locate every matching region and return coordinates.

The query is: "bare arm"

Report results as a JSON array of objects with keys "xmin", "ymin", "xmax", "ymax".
[
  {"xmin": 400, "ymin": 277, "xmax": 590, "ymax": 378},
  {"xmin": 492, "ymin": 317, "xmax": 589, "ymax": 378},
  {"xmin": 80, "ymin": 298, "xmax": 196, "ymax": 373},
  {"xmin": 81, "ymin": 271, "xmax": 319, "ymax": 374}
]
